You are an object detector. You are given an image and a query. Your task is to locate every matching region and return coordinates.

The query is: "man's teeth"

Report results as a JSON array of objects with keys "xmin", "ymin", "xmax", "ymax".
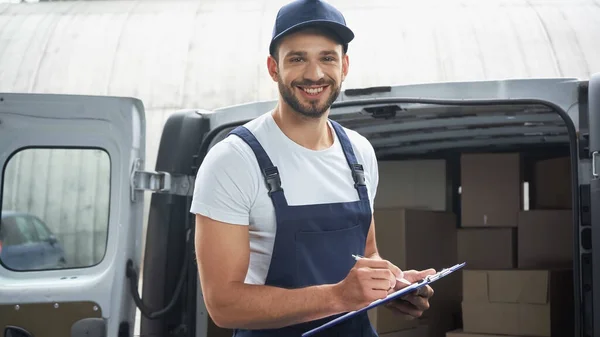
[{"xmin": 302, "ymin": 87, "xmax": 324, "ymax": 95}]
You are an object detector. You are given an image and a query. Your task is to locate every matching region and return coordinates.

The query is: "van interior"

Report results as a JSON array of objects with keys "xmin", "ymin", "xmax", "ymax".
[
  {"xmin": 140, "ymin": 91, "xmax": 582, "ymax": 337},
  {"xmin": 338, "ymin": 99, "xmax": 576, "ymax": 337}
]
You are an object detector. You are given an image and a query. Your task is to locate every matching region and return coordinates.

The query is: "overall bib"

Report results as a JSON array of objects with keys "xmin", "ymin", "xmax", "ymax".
[{"xmin": 228, "ymin": 120, "xmax": 378, "ymax": 337}]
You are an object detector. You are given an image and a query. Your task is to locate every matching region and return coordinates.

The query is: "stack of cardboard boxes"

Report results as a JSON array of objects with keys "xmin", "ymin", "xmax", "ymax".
[
  {"xmin": 369, "ymin": 208, "xmax": 462, "ymax": 337},
  {"xmin": 369, "ymin": 154, "xmax": 574, "ymax": 337},
  {"xmin": 448, "ymin": 153, "xmax": 574, "ymax": 337},
  {"xmin": 370, "ymin": 160, "xmax": 462, "ymax": 337}
]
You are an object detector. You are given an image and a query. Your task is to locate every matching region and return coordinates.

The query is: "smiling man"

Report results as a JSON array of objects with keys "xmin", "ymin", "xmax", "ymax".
[{"xmin": 191, "ymin": 1, "xmax": 435, "ymax": 336}]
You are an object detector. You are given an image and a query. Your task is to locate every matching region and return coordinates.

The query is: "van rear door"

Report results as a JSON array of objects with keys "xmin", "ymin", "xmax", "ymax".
[{"xmin": 0, "ymin": 93, "xmax": 146, "ymax": 337}]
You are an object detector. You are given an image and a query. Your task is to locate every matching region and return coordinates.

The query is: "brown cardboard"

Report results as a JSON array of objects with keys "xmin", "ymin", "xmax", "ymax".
[
  {"xmin": 461, "ymin": 270, "xmax": 574, "ymax": 336},
  {"xmin": 374, "ymin": 208, "xmax": 460, "ymax": 300},
  {"xmin": 368, "ymin": 300, "xmax": 461, "ymax": 337},
  {"xmin": 462, "ymin": 270, "xmax": 571, "ymax": 304},
  {"xmin": 376, "ymin": 160, "xmax": 448, "ymax": 211},
  {"xmin": 368, "ymin": 306, "xmax": 419, "ymax": 334},
  {"xmin": 446, "ymin": 329, "xmax": 523, "ymax": 337},
  {"xmin": 372, "ymin": 208, "xmax": 462, "ymax": 335},
  {"xmin": 462, "ymin": 302, "xmax": 552, "ymax": 336},
  {"xmin": 518, "ymin": 210, "xmax": 573, "ymax": 269},
  {"xmin": 457, "ymin": 228, "xmax": 516, "ymax": 269},
  {"xmin": 379, "ymin": 325, "xmax": 429, "ymax": 337},
  {"xmin": 460, "ymin": 153, "xmax": 522, "ymax": 227},
  {"xmin": 488, "ymin": 270, "xmax": 550, "ymax": 304},
  {"xmin": 533, "ymin": 156, "xmax": 572, "ymax": 209},
  {"xmin": 461, "ymin": 270, "xmax": 489, "ymax": 302},
  {"xmin": 420, "ymin": 299, "xmax": 462, "ymax": 337}
]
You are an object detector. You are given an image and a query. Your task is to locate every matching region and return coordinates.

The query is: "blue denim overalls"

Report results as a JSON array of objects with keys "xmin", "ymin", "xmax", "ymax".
[{"xmin": 228, "ymin": 119, "xmax": 377, "ymax": 337}]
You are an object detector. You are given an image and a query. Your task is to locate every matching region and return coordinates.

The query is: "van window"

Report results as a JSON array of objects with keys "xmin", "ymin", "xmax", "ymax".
[{"xmin": 1, "ymin": 148, "xmax": 111, "ymax": 271}]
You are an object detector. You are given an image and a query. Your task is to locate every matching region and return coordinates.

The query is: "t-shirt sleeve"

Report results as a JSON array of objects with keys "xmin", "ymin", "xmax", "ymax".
[{"xmin": 190, "ymin": 139, "xmax": 257, "ymax": 226}]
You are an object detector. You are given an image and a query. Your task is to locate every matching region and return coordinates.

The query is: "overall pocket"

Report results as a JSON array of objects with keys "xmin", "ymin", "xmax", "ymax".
[{"xmin": 295, "ymin": 224, "xmax": 365, "ymax": 288}]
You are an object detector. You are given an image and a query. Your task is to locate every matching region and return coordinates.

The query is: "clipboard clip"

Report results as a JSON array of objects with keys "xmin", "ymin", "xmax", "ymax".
[{"xmin": 423, "ymin": 263, "xmax": 464, "ymax": 283}]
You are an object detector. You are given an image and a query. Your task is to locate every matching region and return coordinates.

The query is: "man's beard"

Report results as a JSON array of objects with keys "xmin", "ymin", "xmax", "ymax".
[{"xmin": 277, "ymin": 74, "xmax": 341, "ymax": 119}]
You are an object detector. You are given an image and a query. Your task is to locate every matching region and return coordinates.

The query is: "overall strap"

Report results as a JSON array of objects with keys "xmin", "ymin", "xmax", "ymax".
[
  {"xmin": 329, "ymin": 120, "xmax": 370, "ymax": 202},
  {"xmin": 228, "ymin": 126, "xmax": 288, "ymax": 207}
]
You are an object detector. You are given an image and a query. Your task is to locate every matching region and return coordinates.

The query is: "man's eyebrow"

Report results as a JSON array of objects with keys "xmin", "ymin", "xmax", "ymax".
[
  {"xmin": 320, "ymin": 50, "xmax": 339, "ymax": 56},
  {"xmin": 284, "ymin": 51, "xmax": 307, "ymax": 57},
  {"xmin": 283, "ymin": 50, "xmax": 339, "ymax": 58}
]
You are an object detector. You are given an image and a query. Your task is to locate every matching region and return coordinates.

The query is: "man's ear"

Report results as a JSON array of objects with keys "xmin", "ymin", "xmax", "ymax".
[
  {"xmin": 342, "ymin": 53, "xmax": 349, "ymax": 81},
  {"xmin": 267, "ymin": 55, "xmax": 279, "ymax": 82}
]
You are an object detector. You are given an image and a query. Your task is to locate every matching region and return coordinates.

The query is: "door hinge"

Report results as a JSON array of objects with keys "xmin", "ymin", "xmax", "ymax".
[
  {"xmin": 130, "ymin": 159, "xmax": 195, "ymax": 201},
  {"xmin": 593, "ymin": 151, "xmax": 600, "ymax": 179}
]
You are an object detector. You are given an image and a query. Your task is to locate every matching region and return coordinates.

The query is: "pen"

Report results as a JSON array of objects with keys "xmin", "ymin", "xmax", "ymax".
[{"xmin": 352, "ymin": 254, "xmax": 412, "ymax": 286}]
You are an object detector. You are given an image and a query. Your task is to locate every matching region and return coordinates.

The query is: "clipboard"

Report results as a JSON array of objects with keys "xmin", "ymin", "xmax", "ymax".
[{"xmin": 301, "ymin": 262, "xmax": 466, "ymax": 337}]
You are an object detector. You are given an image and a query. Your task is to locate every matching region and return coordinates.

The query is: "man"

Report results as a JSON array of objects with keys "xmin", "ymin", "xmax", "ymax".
[{"xmin": 191, "ymin": 0, "xmax": 435, "ymax": 336}]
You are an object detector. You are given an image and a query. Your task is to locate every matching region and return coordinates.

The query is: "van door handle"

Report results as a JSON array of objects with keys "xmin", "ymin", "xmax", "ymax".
[{"xmin": 4, "ymin": 326, "xmax": 33, "ymax": 337}]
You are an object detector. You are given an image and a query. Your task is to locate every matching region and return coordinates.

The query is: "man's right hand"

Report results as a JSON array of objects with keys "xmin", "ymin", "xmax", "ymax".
[{"xmin": 333, "ymin": 258, "xmax": 403, "ymax": 311}]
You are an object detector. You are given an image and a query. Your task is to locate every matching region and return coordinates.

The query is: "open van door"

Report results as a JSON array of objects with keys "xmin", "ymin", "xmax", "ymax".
[{"xmin": 0, "ymin": 93, "xmax": 146, "ymax": 337}]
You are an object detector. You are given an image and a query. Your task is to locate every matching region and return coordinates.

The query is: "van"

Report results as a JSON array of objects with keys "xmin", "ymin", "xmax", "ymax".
[{"xmin": 0, "ymin": 75, "xmax": 598, "ymax": 337}]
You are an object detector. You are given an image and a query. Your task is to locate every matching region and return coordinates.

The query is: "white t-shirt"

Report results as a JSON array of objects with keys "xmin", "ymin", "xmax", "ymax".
[{"xmin": 190, "ymin": 111, "xmax": 379, "ymax": 285}]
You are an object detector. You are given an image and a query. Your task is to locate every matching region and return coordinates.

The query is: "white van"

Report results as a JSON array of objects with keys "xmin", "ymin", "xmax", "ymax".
[{"xmin": 0, "ymin": 73, "xmax": 598, "ymax": 337}]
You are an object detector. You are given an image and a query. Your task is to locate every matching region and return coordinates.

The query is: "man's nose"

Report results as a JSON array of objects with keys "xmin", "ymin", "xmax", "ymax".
[{"xmin": 304, "ymin": 62, "xmax": 324, "ymax": 81}]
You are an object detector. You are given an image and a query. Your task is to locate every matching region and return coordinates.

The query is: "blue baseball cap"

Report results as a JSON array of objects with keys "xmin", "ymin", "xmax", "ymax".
[{"xmin": 269, "ymin": 0, "xmax": 354, "ymax": 56}]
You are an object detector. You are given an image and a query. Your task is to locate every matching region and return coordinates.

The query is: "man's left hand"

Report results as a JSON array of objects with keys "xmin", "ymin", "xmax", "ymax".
[{"xmin": 384, "ymin": 269, "xmax": 436, "ymax": 319}]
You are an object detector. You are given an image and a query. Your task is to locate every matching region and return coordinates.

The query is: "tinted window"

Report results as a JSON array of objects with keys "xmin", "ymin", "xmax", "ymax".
[{"xmin": 1, "ymin": 148, "xmax": 111, "ymax": 271}]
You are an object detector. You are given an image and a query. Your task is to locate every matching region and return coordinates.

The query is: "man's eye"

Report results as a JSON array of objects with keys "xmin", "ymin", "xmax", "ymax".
[{"xmin": 290, "ymin": 57, "xmax": 303, "ymax": 62}]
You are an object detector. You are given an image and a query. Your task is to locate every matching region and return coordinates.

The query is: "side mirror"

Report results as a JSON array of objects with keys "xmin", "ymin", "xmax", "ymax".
[{"xmin": 47, "ymin": 235, "xmax": 58, "ymax": 245}]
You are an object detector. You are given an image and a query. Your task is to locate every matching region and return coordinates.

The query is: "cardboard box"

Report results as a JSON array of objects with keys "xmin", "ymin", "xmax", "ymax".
[
  {"xmin": 446, "ymin": 329, "xmax": 522, "ymax": 337},
  {"xmin": 376, "ymin": 160, "xmax": 448, "ymax": 211},
  {"xmin": 460, "ymin": 153, "xmax": 522, "ymax": 227},
  {"xmin": 379, "ymin": 325, "xmax": 429, "ymax": 337},
  {"xmin": 421, "ymin": 299, "xmax": 462, "ymax": 337},
  {"xmin": 518, "ymin": 210, "xmax": 573, "ymax": 269},
  {"xmin": 369, "ymin": 300, "xmax": 461, "ymax": 337},
  {"xmin": 374, "ymin": 208, "xmax": 460, "ymax": 300},
  {"xmin": 368, "ymin": 306, "xmax": 419, "ymax": 334},
  {"xmin": 457, "ymin": 228, "xmax": 516, "ymax": 269},
  {"xmin": 461, "ymin": 269, "xmax": 574, "ymax": 336},
  {"xmin": 371, "ymin": 208, "xmax": 462, "ymax": 335},
  {"xmin": 533, "ymin": 156, "xmax": 572, "ymax": 209}
]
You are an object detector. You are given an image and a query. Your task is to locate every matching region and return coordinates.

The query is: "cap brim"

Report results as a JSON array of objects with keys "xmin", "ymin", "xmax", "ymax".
[{"xmin": 269, "ymin": 19, "xmax": 354, "ymax": 55}]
